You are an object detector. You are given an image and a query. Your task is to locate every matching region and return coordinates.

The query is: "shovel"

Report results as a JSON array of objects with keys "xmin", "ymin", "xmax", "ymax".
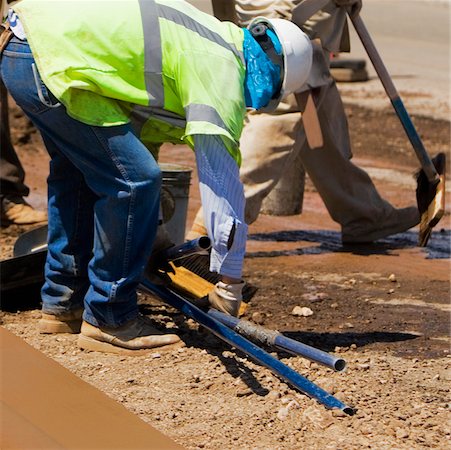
[{"xmin": 349, "ymin": 13, "xmax": 446, "ymax": 247}]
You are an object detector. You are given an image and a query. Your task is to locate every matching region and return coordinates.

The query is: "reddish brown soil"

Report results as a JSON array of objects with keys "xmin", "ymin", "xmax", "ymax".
[{"xmin": 1, "ymin": 97, "xmax": 450, "ymax": 449}]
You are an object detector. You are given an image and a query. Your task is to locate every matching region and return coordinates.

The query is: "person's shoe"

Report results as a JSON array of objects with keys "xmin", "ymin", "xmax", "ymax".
[
  {"xmin": 77, "ymin": 315, "xmax": 184, "ymax": 355},
  {"xmin": 342, "ymin": 206, "xmax": 420, "ymax": 244},
  {"xmin": 38, "ymin": 309, "xmax": 84, "ymax": 334},
  {"xmin": 1, "ymin": 196, "xmax": 47, "ymax": 226}
]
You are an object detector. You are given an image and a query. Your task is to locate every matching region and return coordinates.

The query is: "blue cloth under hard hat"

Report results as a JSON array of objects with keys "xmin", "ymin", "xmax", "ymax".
[{"xmin": 242, "ymin": 28, "xmax": 281, "ymax": 110}]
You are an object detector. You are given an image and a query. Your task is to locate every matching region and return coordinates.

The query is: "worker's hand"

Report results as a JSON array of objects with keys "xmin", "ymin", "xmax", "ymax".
[
  {"xmin": 208, "ymin": 280, "xmax": 245, "ymax": 316},
  {"xmin": 144, "ymin": 223, "xmax": 175, "ymax": 285},
  {"xmin": 334, "ymin": 0, "xmax": 362, "ymax": 18}
]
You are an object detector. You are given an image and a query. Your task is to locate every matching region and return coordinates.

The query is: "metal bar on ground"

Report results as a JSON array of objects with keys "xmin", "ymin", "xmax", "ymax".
[
  {"xmin": 139, "ymin": 280, "xmax": 355, "ymax": 415},
  {"xmin": 207, "ymin": 308, "xmax": 346, "ymax": 372}
]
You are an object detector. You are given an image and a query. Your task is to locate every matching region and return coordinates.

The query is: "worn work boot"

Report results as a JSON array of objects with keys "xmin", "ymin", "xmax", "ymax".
[
  {"xmin": 342, "ymin": 206, "xmax": 420, "ymax": 244},
  {"xmin": 38, "ymin": 309, "xmax": 84, "ymax": 334},
  {"xmin": 208, "ymin": 281, "xmax": 245, "ymax": 317},
  {"xmin": 1, "ymin": 195, "xmax": 47, "ymax": 226},
  {"xmin": 77, "ymin": 315, "xmax": 184, "ymax": 355}
]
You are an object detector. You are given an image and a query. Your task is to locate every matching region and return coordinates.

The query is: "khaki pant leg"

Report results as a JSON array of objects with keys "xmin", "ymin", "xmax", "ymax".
[
  {"xmin": 299, "ymin": 80, "xmax": 404, "ymax": 236},
  {"xmin": 239, "ymin": 111, "xmax": 303, "ymax": 224},
  {"xmin": 1, "ymin": 79, "xmax": 29, "ymax": 199}
]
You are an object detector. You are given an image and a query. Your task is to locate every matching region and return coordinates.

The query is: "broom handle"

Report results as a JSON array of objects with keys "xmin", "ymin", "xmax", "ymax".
[{"xmin": 350, "ymin": 13, "xmax": 439, "ymax": 184}]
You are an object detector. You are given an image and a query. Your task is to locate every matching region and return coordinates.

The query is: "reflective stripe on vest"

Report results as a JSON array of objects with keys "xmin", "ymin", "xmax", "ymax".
[
  {"xmin": 15, "ymin": 0, "xmax": 245, "ymax": 163},
  {"xmin": 133, "ymin": 0, "xmax": 244, "ymax": 138}
]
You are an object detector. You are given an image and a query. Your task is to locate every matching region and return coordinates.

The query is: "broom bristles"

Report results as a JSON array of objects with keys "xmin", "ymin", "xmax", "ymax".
[{"xmin": 415, "ymin": 153, "xmax": 446, "ymax": 246}]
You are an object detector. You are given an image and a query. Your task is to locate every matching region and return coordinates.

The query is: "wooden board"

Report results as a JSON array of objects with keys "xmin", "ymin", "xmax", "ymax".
[{"xmin": 0, "ymin": 327, "xmax": 184, "ymax": 449}]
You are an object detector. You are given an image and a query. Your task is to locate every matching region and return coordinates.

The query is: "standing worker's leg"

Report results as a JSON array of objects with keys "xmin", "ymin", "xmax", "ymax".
[
  {"xmin": 0, "ymin": 78, "xmax": 47, "ymax": 225},
  {"xmin": 299, "ymin": 80, "xmax": 419, "ymax": 243},
  {"xmin": 239, "ymin": 111, "xmax": 302, "ymax": 224}
]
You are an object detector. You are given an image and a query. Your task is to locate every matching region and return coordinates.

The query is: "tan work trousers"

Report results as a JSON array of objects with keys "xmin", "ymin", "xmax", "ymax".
[{"xmin": 239, "ymin": 79, "xmax": 401, "ymax": 238}]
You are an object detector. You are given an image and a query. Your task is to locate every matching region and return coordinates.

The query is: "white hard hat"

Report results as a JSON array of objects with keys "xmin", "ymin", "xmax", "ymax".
[{"xmin": 248, "ymin": 17, "xmax": 313, "ymax": 112}]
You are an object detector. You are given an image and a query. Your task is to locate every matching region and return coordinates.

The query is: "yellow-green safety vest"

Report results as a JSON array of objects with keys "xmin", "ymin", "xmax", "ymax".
[{"xmin": 14, "ymin": 0, "xmax": 246, "ymax": 163}]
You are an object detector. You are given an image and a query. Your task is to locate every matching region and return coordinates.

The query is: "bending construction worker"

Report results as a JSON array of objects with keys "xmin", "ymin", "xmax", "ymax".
[
  {"xmin": 189, "ymin": 0, "xmax": 419, "ymax": 243},
  {"xmin": 0, "ymin": 0, "xmax": 312, "ymax": 352}
]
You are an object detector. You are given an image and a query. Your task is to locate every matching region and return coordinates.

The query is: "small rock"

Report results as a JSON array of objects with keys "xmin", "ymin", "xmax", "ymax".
[
  {"xmin": 267, "ymin": 390, "xmax": 281, "ymax": 401},
  {"xmin": 388, "ymin": 273, "xmax": 397, "ymax": 282},
  {"xmin": 236, "ymin": 388, "xmax": 253, "ymax": 397},
  {"xmin": 395, "ymin": 428, "xmax": 409, "ymax": 439},
  {"xmin": 277, "ymin": 407, "xmax": 290, "ymax": 421},
  {"xmin": 302, "ymin": 406, "xmax": 334, "ymax": 429},
  {"xmin": 292, "ymin": 306, "xmax": 313, "ymax": 317},
  {"xmin": 387, "ymin": 288, "xmax": 395, "ymax": 294},
  {"xmin": 330, "ymin": 303, "xmax": 339, "ymax": 308},
  {"xmin": 331, "ymin": 409, "xmax": 348, "ymax": 418},
  {"xmin": 287, "ymin": 400, "xmax": 300, "ymax": 410},
  {"xmin": 300, "ymin": 292, "xmax": 330, "ymax": 303},
  {"xmin": 359, "ymin": 424, "xmax": 373, "ymax": 435},
  {"xmin": 251, "ymin": 311, "xmax": 265, "ymax": 324}
]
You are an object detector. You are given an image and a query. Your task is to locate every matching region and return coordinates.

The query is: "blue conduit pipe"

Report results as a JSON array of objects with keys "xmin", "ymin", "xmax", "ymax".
[
  {"xmin": 207, "ymin": 309, "xmax": 346, "ymax": 372},
  {"xmin": 139, "ymin": 280, "xmax": 355, "ymax": 415}
]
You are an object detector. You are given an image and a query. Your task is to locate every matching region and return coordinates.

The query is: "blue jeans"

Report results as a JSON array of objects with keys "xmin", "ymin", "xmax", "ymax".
[{"xmin": 1, "ymin": 38, "xmax": 161, "ymax": 327}]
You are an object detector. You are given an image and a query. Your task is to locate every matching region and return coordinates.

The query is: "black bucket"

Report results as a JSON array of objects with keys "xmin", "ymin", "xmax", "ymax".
[{"xmin": 160, "ymin": 163, "xmax": 192, "ymax": 245}]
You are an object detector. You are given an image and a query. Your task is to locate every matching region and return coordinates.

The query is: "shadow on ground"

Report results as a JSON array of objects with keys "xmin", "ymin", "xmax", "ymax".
[
  {"xmin": 247, "ymin": 229, "xmax": 450, "ymax": 259},
  {"xmin": 280, "ymin": 330, "xmax": 419, "ymax": 353}
]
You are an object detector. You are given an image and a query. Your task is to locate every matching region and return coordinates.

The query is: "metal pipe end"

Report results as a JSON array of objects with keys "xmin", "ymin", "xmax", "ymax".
[
  {"xmin": 334, "ymin": 359, "xmax": 347, "ymax": 372},
  {"xmin": 343, "ymin": 406, "xmax": 357, "ymax": 416},
  {"xmin": 197, "ymin": 235, "xmax": 211, "ymax": 250}
]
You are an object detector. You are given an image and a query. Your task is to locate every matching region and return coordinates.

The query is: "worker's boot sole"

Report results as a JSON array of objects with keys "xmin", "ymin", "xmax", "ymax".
[
  {"xmin": 39, "ymin": 318, "xmax": 82, "ymax": 334},
  {"xmin": 77, "ymin": 334, "xmax": 185, "ymax": 356}
]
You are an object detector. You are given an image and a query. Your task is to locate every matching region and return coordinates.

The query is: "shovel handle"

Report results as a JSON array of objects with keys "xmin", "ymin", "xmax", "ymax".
[{"xmin": 350, "ymin": 14, "xmax": 439, "ymax": 184}]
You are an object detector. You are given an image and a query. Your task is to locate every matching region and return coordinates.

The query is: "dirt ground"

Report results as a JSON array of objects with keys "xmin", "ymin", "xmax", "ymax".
[{"xmin": 1, "ymin": 87, "xmax": 450, "ymax": 449}]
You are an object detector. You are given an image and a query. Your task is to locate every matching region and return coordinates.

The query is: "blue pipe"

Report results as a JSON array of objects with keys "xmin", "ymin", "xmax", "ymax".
[
  {"xmin": 207, "ymin": 309, "xmax": 346, "ymax": 372},
  {"xmin": 139, "ymin": 279, "xmax": 355, "ymax": 415}
]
